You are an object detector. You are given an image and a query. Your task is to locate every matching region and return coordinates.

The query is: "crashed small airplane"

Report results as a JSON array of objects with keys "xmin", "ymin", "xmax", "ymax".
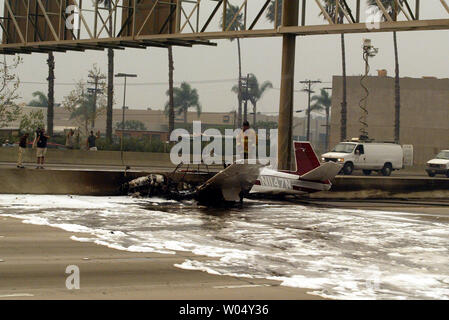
[
  {"xmin": 250, "ymin": 142, "xmax": 342, "ymax": 197},
  {"xmin": 123, "ymin": 142, "xmax": 341, "ymax": 204}
]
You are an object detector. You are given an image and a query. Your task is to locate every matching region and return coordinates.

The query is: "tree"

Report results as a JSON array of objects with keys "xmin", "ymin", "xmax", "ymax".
[
  {"xmin": 115, "ymin": 120, "xmax": 147, "ymax": 131},
  {"xmin": 87, "ymin": 64, "xmax": 106, "ymax": 128},
  {"xmin": 164, "ymin": 82, "xmax": 201, "ymax": 124},
  {"xmin": 19, "ymin": 109, "xmax": 45, "ymax": 135},
  {"xmin": 367, "ymin": 0, "xmax": 402, "ymax": 143},
  {"xmin": 0, "ymin": 56, "xmax": 22, "ymax": 128},
  {"xmin": 28, "ymin": 91, "xmax": 49, "ymax": 107},
  {"xmin": 99, "ymin": 0, "xmax": 115, "ymax": 143},
  {"xmin": 220, "ymin": 3, "xmax": 244, "ymax": 127},
  {"xmin": 318, "ymin": 0, "xmax": 348, "ymax": 142},
  {"xmin": 47, "ymin": 52, "xmax": 55, "ymax": 136},
  {"xmin": 266, "ymin": 0, "xmax": 283, "ymax": 27},
  {"xmin": 311, "ymin": 88, "xmax": 332, "ymax": 150},
  {"xmin": 62, "ymin": 79, "xmax": 107, "ymax": 137},
  {"xmin": 232, "ymin": 74, "xmax": 273, "ymax": 127}
]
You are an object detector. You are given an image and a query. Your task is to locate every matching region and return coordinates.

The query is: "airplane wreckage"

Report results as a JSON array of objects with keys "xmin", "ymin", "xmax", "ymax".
[{"xmin": 121, "ymin": 142, "xmax": 342, "ymax": 205}]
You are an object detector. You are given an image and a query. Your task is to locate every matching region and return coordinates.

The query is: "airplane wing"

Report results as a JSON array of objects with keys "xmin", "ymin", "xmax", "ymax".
[
  {"xmin": 196, "ymin": 163, "xmax": 264, "ymax": 202},
  {"xmin": 299, "ymin": 162, "xmax": 342, "ymax": 182}
]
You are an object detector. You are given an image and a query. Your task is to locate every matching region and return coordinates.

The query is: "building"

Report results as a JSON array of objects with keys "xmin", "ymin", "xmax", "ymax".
[{"xmin": 330, "ymin": 75, "xmax": 449, "ymax": 165}]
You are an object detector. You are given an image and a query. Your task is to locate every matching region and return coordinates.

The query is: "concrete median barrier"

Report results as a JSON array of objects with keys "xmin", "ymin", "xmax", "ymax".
[
  {"xmin": 0, "ymin": 148, "xmax": 172, "ymax": 167},
  {"xmin": 310, "ymin": 176, "xmax": 449, "ymax": 199}
]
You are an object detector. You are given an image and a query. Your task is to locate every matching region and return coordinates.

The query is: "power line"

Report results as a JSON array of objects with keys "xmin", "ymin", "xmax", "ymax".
[{"xmin": 16, "ymin": 78, "xmax": 239, "ymax": 86}]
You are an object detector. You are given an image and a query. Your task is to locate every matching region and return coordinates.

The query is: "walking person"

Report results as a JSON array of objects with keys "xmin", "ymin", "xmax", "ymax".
[
  {"xmin": 65, "ymin": 129, "xmax": 74, "ymax": 150},
  {"xmin": 17, "ymin": 132, "xmax": 29, "ymax": 169},
  {"xmin": 86, "ymin": 131, "xmax": 99, "ymax": 151},
  {"xmin": 35, "ymin": 128, "xmax": 49, "ymax": 169}
]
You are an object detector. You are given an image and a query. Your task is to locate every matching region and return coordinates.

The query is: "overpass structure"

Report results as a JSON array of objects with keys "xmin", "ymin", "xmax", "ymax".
[{"xmin": 1, "ymin": 0, "xmax": 448, "ymax": 169}]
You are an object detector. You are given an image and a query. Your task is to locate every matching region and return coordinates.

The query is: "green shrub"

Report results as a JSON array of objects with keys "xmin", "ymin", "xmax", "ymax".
[{"xmin": 96, "ymin": 137, "xmax": 169, "ymax": 153}]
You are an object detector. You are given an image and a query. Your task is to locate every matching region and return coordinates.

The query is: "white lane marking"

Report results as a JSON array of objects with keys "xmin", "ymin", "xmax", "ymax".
[
  {"xmin": 0, "ymin": 293, "xmax": 34, "ymax": 298},
  {"xmin": 213, "ymin": 284, "xmax": 271, "ymax": 289}
]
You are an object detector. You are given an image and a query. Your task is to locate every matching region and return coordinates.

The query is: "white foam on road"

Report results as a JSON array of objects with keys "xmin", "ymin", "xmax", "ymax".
[{"xmin": 0, "ymin": 194, "xmax": 449, "ymax": 299}]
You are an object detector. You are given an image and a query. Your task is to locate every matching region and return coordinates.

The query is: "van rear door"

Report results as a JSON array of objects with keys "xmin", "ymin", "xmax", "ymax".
[{"xmin": 353, "ymin": 144, "xmax": 366, "ymax": 169}]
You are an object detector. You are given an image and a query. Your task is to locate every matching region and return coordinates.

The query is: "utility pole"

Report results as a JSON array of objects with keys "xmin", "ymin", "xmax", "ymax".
[
  {"xmin": 300, "ymin": 80, "xmax": 321, "ymax": 141},
  {"xmin": 87, "ymin": 73, "xmax": 106, "ymax": 129}
]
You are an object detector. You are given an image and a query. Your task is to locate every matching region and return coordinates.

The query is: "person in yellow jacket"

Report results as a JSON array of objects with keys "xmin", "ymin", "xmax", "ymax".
[{"xmin": 236, "ymin": 121, "xmax": 257, "ymax": 161}]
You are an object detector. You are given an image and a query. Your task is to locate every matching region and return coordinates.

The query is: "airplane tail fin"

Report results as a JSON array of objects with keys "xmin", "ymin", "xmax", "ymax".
[
  {"xmin": 299, "ymin": 162, "xmax": 342, "ymax": 182},
  {"xmin": 294, "ymin": 142, "xmax": 321, "ymax": 176}
]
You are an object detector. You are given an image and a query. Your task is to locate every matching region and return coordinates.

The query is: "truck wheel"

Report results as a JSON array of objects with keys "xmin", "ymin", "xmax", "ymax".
[
  {"xmin": 427, "ymin": 171, "xmax": 435, "ymax": 177},
  {"xmin": 363, "ymin": 170, "xmax": 372, "ymax": 176},
  {"xmin": 343, "ymin": 163, "xmax": 354, "ymax": 175},
  {"xmin": 381, "ymin": 163, "xmax": 392, "ymax": 176}
]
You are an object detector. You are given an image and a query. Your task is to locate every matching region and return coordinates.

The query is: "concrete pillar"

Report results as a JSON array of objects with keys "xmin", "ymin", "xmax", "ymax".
[{"xmin": 277, "ymin": 0, "xmax": 299, "ymax": 170}]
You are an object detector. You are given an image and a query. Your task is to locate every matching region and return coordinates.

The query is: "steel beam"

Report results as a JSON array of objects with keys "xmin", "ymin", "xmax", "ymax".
[{"xmin": 278, "ymin": 0, "xmax": 299, "ymax": 171}]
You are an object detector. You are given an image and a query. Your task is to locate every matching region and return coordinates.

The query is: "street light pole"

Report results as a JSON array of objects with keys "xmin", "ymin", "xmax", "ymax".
[{"xmin": 115, "ymin": 73, "xmax": 137, "ymax": 166}]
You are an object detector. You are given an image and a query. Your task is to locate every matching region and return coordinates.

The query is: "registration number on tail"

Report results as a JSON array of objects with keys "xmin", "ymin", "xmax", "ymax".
[{"xmin": 259, "ymin": 176, "xmax": 293, "ymax": 189}]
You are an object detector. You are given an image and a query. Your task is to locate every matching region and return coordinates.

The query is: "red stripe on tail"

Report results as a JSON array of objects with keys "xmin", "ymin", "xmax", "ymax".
[{"xmin": 294, "ymin": 142, "xmax": 321, "ymax": 175}]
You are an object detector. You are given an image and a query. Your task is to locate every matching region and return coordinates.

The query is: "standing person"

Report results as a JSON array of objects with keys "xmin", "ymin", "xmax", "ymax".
[
  {"xmin": 236, "ymin": 121, "xmax": 257, "ymax": 160},
  {"xmin": 87, "ymin": 131, "xmax": 99, "ymax": 151},
  {"xmin": 36, "ymin": 128, "xmax": 49, "ymax": 169},
  {"xmin": 17, "ymin": 133, "xmax": 29, "ymax": 169},
  {"xmin": 65, "ymin": 129, "xmax": 74, "ymax": 150},
  {"xmin": 32, "ymin": 127, "xmax": 40, "ymax": 149}
]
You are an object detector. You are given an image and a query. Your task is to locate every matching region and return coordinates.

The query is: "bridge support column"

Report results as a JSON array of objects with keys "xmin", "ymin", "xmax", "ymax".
[{"xmin": 278, "ymin": 0, "xmax": 299, "ymax": 171}]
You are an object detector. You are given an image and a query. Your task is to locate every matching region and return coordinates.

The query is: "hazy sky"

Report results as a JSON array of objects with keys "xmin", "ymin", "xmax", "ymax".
[{"xmin": 6, "ymin": 0, "xmax": 449, "ymax": 116}]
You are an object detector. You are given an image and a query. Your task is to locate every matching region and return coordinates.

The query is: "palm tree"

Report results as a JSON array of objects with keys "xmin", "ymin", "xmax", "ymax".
[
  {"xmin": 164, "ymin": 82, "xmax": 201, "ymax": 124},
  {"xmin": 266, "ymin": 0, "xmax": 283, "ymax": 27},
  {"xmin": 367, "ymin": 0, "xmax": 402, "ymax": 143},
  {"xmin": 317, "ymin": 0, "xmax": 347, "ymax": 142},
  {"xmin": 100, "ymin": 0, "xmax": 114, "ymax": 143},
  {"xmin": 232, "ymin": 75, "xmax": 273, "ymax": 127},
  {"xmin": 28, "ymin": 91, "xmax": 49, "ymax": 107},
  {"xmin": 311, "ymin": 88, "xmax": 332, "ymax": 151},
  {"xmin": 220, "ymin": 3, "xmax": 244, "ymax": 128},
  {"xmin": 168, "ymin": 45, "xmax": 175, "ymax": 135},
  {"xmin": 47, "ymin": 52, "xmax": 55, "ymax": 136}
]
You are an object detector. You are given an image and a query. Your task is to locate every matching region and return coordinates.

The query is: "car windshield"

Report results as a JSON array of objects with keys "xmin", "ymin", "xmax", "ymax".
[
  {"xmin": 332, "ymin": 143, "xmax": 356, "ymax": 153},
  {"xmin": 436, "ymin": 151, "xmax": 449, "ymax": 160}
]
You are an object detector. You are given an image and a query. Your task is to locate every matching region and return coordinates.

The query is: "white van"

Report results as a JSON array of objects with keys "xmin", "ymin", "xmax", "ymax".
[
  {"xmin": 321, "ymin": 141, "xmax": 404, "ymax": 176},
  {"xmin": 425, "ymin": 150, "xmax": 449, "ymax": 178}
]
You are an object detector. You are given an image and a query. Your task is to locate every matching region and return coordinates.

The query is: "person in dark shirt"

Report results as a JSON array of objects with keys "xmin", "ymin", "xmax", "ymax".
[
  {"xmin": 17, "ymin": 133, "xmax": 29, "ymax": 168},
  {"xmin": 35, "ymin": 128, "xmax": 49, "ymax": 169},
  {"xmin": 86, "ymin": 131, "xmax": 99, "ymax": 151}
]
